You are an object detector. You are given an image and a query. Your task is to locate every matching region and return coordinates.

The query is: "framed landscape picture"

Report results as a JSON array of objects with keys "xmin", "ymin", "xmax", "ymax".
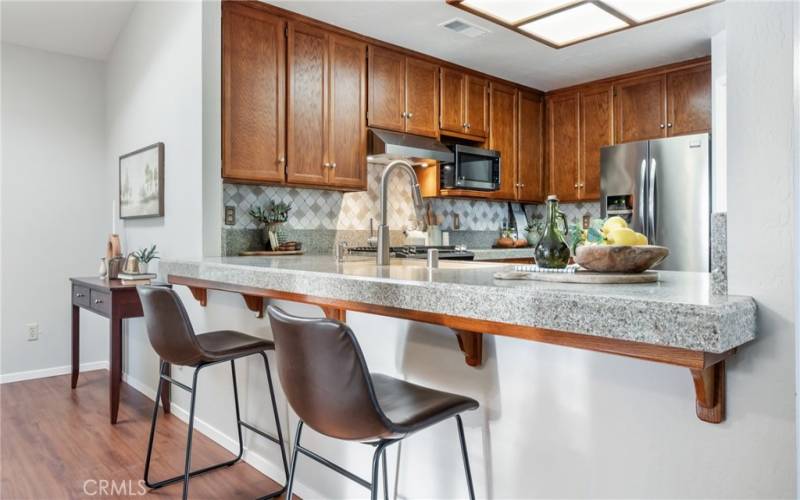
[{"xmin": 119, "ymin": 142, "xmax": 164, "ymax": 219}]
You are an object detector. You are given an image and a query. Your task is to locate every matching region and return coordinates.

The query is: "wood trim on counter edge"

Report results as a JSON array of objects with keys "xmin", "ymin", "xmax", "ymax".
[
  {"xmin": 227, "ymin": 0, "xmax": 545, "ymax": 97},
  {"xmin": 169, "ymin": 274, "xmax": 740, "ymax": 423}
]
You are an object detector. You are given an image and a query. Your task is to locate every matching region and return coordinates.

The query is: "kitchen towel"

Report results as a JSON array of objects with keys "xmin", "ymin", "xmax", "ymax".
[{"xmin": 514, "ymin": 264, "xmax": 579, "ymax": 273}]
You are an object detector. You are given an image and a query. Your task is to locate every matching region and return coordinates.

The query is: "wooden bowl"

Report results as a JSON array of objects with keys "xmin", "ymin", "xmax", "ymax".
[{"xmin": 574, "ymin": 245, "xmax": 669, "ymax": 273}]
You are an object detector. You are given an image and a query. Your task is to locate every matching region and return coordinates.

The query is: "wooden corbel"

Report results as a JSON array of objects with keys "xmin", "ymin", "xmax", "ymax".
[
  {"xmin": 320, "ymin": 306, "xmax": 347, "ymax": 322},
  {"xmin": 690, "ymin": 360, "xmax": 726, "ymax": 423},
  {"xmin": 241, "ymin": 295, "xmax": 264, "ymax": 318},
  {"xmin": 454, "ymin": 330, "xmax": 483, "ymax": 367},
  {"xmin": 188, "ymin": 286, "xmax": 207, "ymax": 307}
]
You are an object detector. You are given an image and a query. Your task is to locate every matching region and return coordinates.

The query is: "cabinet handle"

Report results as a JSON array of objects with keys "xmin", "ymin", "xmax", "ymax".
[
  {"xmin": 277, "ymin": 156, "xmax": 285, "ymax": 164},
  {"xmin": 407, "ymin": 112, "xmax": 413, "ymax": 119},
  {"xmin": 331, "ymin": 163, "xmax": 336, "ymax": 169},
  {"xmin": 574, "ymin": 183, "xmax": 579, "ymax": 188},
  {"xmin": 75, "ymin": 293, "xmax": 85, "ymax": 298},
  {"xmin": 580, "ymin": 183, "xmax": 585, "ymax": 188},
  {"xmin": 401, "ymin": 112, "xmax": 407, "ymax": 118},
  {"xmin": 466, "ymin": 123, "xmax": 471, "ymax": 129},
  {"xmin": 667, "ymin": 122, "xmax": 673, "ymax": 128},
  {"xmin": 520, "ymin": 183, "xmax": 525, "ymax": 188},
  {"xmin": 659, "ymin": 123, "xmax": 665, "ymax": 129},
  {"xmin": 94, "ymin": 299, "xmax": 103, "ymax": 304},
  {"xmin": 463, "ymin": 122, "xmax": 468, "ymax": 128},
  {"xmin": 323, "ymin": 162, "xmax": 331, "ymax": 168}
]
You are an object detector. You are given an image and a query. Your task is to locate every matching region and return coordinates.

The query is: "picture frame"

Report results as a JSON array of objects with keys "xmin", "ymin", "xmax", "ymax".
[{"xmin": 119, "ymin": 142, "xmax": 164, "ymax": 219}]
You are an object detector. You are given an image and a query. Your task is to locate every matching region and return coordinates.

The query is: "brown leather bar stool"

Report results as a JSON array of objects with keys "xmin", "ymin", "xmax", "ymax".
[
  {"xmin": 267, "ymin": 305, "xmax": 479, "ymax": 500},
  {"xmin": 137, "ymin": 286, "xmax": 289, "ymax": 500}
]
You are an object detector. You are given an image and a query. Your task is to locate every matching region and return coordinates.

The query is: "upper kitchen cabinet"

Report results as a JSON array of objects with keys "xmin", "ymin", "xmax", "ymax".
[
  {"xmin": 368, "ymin": 46, "xmax": 438, "ymax": 138},
  {"xmin": 440, "ymin": 69, "xmax": 489, "ymax": 140},
  {"xmin": 614, "ymin": 73, "xmax": 665, "ymax": 144},
  {"xmin": 667, "ymin": 64, "xmax": 711, "ymax": 136},
  {"xmin": 287, "ymin": 24, "xmax": 367, "ymax": 189},
  {"xmin": 489, "ymin": 82, "xmax": 518, "ymax": 200},
  {"xmin": 517, "ymin": 91, "xmax": 544, "ymax": 202},
  {"xmin": 546, "ymin": 92, "xmax": 581, "ymax": 202},
  {"xmin": 222, "ymin": 4, "xmax": 286, "ymax": 183},
  {"xmin": 579, "ymin": 85, "xmax": 613, "ymax": 200},
  {"xmin": 614, "ymin": 60, "xmax": 711, "ymax": 143}
]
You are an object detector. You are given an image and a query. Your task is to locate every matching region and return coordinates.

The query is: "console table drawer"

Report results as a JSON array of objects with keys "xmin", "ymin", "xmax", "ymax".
[
  {"xmin": 72, "ymin": 285, "xmax": 90, "ymax": 308},
  {"xmin": 90, "ymin": 289, "xmax": 111, "ymax": 316}
]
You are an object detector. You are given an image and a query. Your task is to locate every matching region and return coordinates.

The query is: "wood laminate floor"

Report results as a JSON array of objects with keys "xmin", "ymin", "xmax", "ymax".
[{"xmin": 1, "ymin": 370, "xmax": 288, "ymax": 499}]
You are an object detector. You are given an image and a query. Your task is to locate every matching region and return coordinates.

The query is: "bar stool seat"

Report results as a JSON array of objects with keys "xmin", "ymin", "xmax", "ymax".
[
  {"xmin": 371, "ymin": 374, "xmax": 478, "ymax": 436},
  {"xmin": 196, "ymin": 331, "xmax": 275, "ymax": 361}
]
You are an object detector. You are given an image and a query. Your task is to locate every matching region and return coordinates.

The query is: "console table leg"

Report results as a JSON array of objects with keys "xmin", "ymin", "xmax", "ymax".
[
  {"xmin": 71, "ymin": 305, "xmax": 80, "ymax": 389},
  {"xmin": 109, "ymin": 318, "xmax": 122, "ymax": 424}
]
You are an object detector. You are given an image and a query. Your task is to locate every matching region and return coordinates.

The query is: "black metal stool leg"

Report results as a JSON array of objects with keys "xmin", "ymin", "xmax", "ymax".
[
  {"xmin": 370, "ymin": 442, "xmax": 391, "ymax": 500},
  {"xmin": 143, "ymin": 361, "xmax": 167, "ymax": 487},
  {"xmin": 285, "ymin": 421, "xmax": 304, "ymax": 500},
  {"xmin": 230, "ymin": 360, "xmax": 245, "ymax": 461},
  {"xmin": 455, "ymin": 415, "xmax": 476, "ymax": 500},
  {"xmin": 382, "ymin": 449, "xmax": 389, "ymax": 500},
  {"xmin": 181, "ymin": 366, "xmax": 201, "ymax": 500},
  {"xmin": 255, "ymin": 351, "xmax": 289, "ymax": 499}
]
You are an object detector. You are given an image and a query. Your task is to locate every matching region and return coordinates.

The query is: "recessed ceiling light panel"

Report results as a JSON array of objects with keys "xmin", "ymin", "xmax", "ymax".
[
  {"xmin": 519, "ymin": 3, "xmax": 628, "ymax": 46},
  {"xmin": 603, "ymin": 0, "xmax": 717, "ymax": 23},
  {"xmin": 460, "ymin": 0, "xmax": 577, "ymax": 24}
]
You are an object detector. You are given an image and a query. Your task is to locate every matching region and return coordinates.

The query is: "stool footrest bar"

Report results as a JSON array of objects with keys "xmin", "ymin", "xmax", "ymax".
[
  {"xmin": 160, "ymin": 374, "xmax": 192, "ymax": 393},
  {"xmin": 298, "ymin": 444, "xmax": 372, "ymax": 490},
  {"xmin": 239, "ymin": 421, "xmax": 280, "ymax": 445}
]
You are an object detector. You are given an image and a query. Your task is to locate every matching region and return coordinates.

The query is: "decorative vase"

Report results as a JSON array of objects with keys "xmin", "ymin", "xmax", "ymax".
[
  {"xmin": 534, "ymin": 195, "xmax": 571, "ymax": 269},
  {"xmin": 140, "ymin": 261, "xmax": 149, "ymax": 274},
  {"xmin": 263, "ymin": 223, "xmax": 287, "ymax": 250},
  {"xmin": 98, "ymin": 258, "xmax": 107, "ymax": 278}
]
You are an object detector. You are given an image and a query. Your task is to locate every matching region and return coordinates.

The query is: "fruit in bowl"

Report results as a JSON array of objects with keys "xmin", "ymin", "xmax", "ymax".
[{"xmin": 571, "ymin": 216, "xmax": 668, "ymax": 273}]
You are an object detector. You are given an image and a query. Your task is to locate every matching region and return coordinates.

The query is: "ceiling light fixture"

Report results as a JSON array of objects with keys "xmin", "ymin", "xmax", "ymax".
[{"xmin": 448, "ymin": 0, "xmax": 722, "ymax": 49}]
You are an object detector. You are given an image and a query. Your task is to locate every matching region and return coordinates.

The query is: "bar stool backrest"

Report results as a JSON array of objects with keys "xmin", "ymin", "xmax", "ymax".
[
  {"xmin": 267, "ymin": 305, "xmax": 393, "ymax": 441},
  {"xmin": 138, "ymin": 286, "xmax": 207, "ymax": 367}
]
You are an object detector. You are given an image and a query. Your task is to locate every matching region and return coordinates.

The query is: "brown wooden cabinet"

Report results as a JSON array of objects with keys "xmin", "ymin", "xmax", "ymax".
[
  {"xmin": 440, "ymin": 69, "xmax": 489, "ymax": 140},
  {"xmin": 667, "ymin": 64, "xmax": 711, "ymax": 136},
  {"xmin": 614, "ymin": 73, "xmax": 665, "ymax": 143},
  {"xmin": 517, "ymin": 91, "xmax": 544, "ymax": 202},
  {"xmin": 489, "ymin": 83, "xmax": 518, "ymax": 200},
  {"xmin": 579, "ymin": 85, "xmax": 613, "ymax": 200},
  {"xmin": 546, "ymin": 92, "xmax": 581, "ymax": 202},
  {"xmin": 222, "ymin": 4, "xmax": 286, "ymax": 183},
  {"xmin": 368, "ymin": 46, "xmax": 438, "ymax": 138},
  {"xmin": 286, "ymin": 23, "xmax": 367, "ymax": 189}
]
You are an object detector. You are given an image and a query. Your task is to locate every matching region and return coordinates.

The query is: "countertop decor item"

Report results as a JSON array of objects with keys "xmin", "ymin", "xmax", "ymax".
[
  {"xmin": 119, "ymin": 142, "xmax": 164, "ymax": 219},
  {"xmin": 494, "ymin": 269, "xmax": 659, "ymax": 284},
  {"xmin": 534, "ymin": 195, "xmax": 570, "ymax": 268},
  {"xmin": 238, "ymin": 250, "xmax": 305, "ymax": 256},
  {"xmin": 133, "ymin": 244, "xmax": 159, "ymax": 273},
  {"xmin": 575, "ymin": 245, "xmax": 669, "ymax": 273},
  {"xmin": 524, "ymin": 219, "xmax": 543, "ymax": 247},
  {"xmin": 249, "ymin": 200, "xmax": 292, "ymax": 250},
  {"xmin": 123, "ymin": 253, "xmax": 141, "ymax": 274}
]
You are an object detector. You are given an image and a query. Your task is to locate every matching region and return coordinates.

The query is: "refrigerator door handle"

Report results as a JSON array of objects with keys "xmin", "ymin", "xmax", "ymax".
[
  {"xmin": 639, "ymin": 158, "xmax": 648, "ymax": 235},
  {"xmin": 649, "ymin": 158, "xmax": 657, "ymax": 242}
]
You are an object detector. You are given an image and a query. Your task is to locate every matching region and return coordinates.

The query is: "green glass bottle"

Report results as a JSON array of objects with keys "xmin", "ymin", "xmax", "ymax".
[{"xmin": 534, "ymin": 195, "xmax": 571, "ymax": 269}]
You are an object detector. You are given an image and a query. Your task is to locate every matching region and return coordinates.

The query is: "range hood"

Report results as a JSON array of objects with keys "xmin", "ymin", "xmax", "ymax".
[{"xmin": 367, "ymin": 128, "xmax": 453, "ymax": 164}]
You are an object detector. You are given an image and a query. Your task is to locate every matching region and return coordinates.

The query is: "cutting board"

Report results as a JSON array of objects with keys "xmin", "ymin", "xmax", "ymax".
[
  {"xmin": 494, "ymin": 269, "xmax": 658, "ymax": 284},
  {"xmin": 239, "ymin": 250, "xmax": 305, "ymax": 256}
]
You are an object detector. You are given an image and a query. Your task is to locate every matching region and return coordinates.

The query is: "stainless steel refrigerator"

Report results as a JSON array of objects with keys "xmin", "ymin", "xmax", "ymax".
[{"xmin": 600, "ymin": 133, "xmax": 710, "ymax": 272}]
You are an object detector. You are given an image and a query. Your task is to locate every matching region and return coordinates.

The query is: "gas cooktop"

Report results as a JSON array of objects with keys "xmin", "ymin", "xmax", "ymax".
[{"xmin": 348, "ymin": 245, "xmax": 475, "ymax": 260}]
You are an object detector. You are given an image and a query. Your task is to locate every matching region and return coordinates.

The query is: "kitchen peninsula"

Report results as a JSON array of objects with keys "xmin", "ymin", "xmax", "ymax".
[{"xmin": 162, "ymin": 256, "xmax": 756, "ymax": 424}]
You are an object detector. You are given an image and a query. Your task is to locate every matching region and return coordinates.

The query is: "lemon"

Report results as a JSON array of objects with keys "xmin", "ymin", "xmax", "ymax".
[
  {"xmin": 635, "ymin": 232, "xmax": 648, "ymax": 246},
  {"xmin": 607, "ymin": 227, "xmax": 639, "ymax": 246},
  {"xmin": 602, "ymin": 216, "xmax": 628, "ymax": 235}
]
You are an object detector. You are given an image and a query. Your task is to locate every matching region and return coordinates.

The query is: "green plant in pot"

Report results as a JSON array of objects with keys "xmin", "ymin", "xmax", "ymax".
[
  {"xmin": 133, "ymin": 244, "xmax": 159, "ymax": 273},
  {"xmin": 249, "ymin": 201, "xmax": 292, "ymax": 250}
]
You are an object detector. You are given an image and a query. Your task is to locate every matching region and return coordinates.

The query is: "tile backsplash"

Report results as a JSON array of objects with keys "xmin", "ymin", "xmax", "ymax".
[{"xmin": 223, "ymin": 163, "xmax": 600, "ymax": 234}]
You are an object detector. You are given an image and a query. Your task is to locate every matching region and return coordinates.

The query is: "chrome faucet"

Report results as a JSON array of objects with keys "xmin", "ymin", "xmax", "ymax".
[{"xmin": 377, "ymin": 159, "xmax": 424, "ymax": 265}]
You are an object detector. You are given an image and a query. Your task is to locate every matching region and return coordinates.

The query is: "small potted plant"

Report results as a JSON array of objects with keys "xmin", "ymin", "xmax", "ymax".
[
  {"xmin": 249, "ymin": 201, "xmax": 292, "ymax": 250},
  {"xmin": 134, "ymin": 244, "xmax": 159, "ymax": 273}
]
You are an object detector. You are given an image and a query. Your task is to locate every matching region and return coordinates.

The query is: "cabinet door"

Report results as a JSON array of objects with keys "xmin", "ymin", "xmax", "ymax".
[
  {"xmin": 546, "ymin": 92, "xmax": 580, "ymax": 201},
  {"xmin": 328, "ymin": 35, "xmax": 367, "ymax": 189},
  {"xmin": 440, "ymin": 67, "xmax": 466, "ymax": 134},
  {"xmin": 286, "ymin": 22, "xmax": 328, "ymax": 186},
  {"xmin": 667, "ymin": 64, "xmax": 711, "ymax": 137},
  {"xmin": 465, "ymin": 75, "xmax": 489, "ymax": 138},
  {"xmin": 405, "ymin": 57, "xmax": 439, "ymax": 138},
  {"xmin": 368, "ymin": 46, "xmax": 405, "ymax": 132},
  {"xmin": 614, "ymin": 74, "xmax": 665, "ymax": 143},
  {"xmin": 222, "ymin": 4, "xmax": 285, "ymax": 183},
  {"xmin": 579, "ymin": 85, "xmax": 613, "ymax": 201},
  {"xmin": 489, "ymin": 83, "xmax": 518, "ymax": 200},
  {"xmin": 517, "ymin": 91, "xmax": 544, "ymax": 202}
]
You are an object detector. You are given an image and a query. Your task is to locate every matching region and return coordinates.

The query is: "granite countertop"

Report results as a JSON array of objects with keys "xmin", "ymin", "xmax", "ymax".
[
  {"xmin": 160, "ymin": 256, "xmax": 756, "ymax": 353},
  {"xmin": 470, "ymin": 247, "xmax": 536, "ymax": 260}
]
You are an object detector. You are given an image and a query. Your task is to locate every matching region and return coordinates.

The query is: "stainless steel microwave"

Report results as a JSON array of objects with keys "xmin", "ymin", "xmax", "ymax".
[{"xmin": 440, "ymin": 145, "xmax": 500, "ymax": 191}]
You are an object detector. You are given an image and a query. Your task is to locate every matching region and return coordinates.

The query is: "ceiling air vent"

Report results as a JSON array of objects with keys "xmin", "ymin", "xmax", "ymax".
[{"xmin": 439, "ymin": 18, "xmax": 490, "ymax": 38}]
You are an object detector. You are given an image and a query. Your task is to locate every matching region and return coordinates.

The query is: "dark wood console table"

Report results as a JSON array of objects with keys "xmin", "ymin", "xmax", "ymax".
[{"xmin": 70, "ymin": 277, "xmax": 171, "ymax": 424}]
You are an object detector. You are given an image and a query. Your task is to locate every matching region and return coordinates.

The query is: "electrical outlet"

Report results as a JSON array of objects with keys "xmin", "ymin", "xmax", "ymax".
[
  {"xmin": 583, "ymin": 213, "xmax": 591, "ymax": 229},
  {"xmin": 26, "ymin": 323, "xmax": 39, "ymax": 341},
  {"xmin": 224, "ymin": 206, "xmax": 236, "ymax": 226}
]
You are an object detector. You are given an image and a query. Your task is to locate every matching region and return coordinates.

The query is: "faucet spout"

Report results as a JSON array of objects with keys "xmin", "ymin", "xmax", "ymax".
[{"xmin": 377, "ymin": 159, "xmax": 423, "ymax": 266}]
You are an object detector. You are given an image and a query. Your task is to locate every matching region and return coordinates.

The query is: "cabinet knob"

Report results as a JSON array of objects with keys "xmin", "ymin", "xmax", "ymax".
[
  {"xmin": 667, "ymin": 122, "xmax": 673, "ymax": 128},
  {"xmin": 659, "ymin": 123, "xmax": 665, "ymax": 129},
  {"xmin": 407, "ymin": 112, "xmax": 413, "ymax": 119},
  {"xmin": 323, "ymin": 162, "xmax": 331, "ymax": 168},
  {"xmin": 277, "ymin": 156, "xmax": 285, "ymax": 164},
  {"xmin": 466, "ymin": 123, "xmax": 471, "ymax": 129},
  {"xmin": 331, "ymin": 163, "xmax": 336, "ymax": 169},
  {"xmin": 574, "ymin": 183, "xmax": 579, "ymax": 188},
  {"xmin": 580, "ymin": 183, "xmax": 585, "ymax": 188},
  {"xmin": 94, "ymin": 299, "xmax": 103, "ymax": 304},
  {"xmin": 75, "ymin": 293, "xmax": 85, "ymax": 298},
  {"xmin": 463, "ymin": 123, "xmax": 468, "ymax": 128},
  {"xmin": 401, "ymin": 112, "xmax": 407, "ymax": 118},
  {"xmin": 520, "ymin": 183, "xmax": 525, "ymax": 188}
]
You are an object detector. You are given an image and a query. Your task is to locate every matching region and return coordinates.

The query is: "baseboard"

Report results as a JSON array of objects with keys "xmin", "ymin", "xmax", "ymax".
[
  {"xmin": 123, "ymin": 372, "xmax": 327, "ymax": 500},
  {"xmin": 0, "ymin": 361, "xmax": 109, "ymax": 384}
]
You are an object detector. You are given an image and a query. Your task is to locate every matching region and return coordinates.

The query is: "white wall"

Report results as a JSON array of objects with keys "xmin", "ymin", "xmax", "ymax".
[
  {"xmin": 108, "ymin": 1, "xmax": 797, "ymax": 499},
  {"xmin": 0, "ymin": 43, "xmax": 109, "ymax": 378}
]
